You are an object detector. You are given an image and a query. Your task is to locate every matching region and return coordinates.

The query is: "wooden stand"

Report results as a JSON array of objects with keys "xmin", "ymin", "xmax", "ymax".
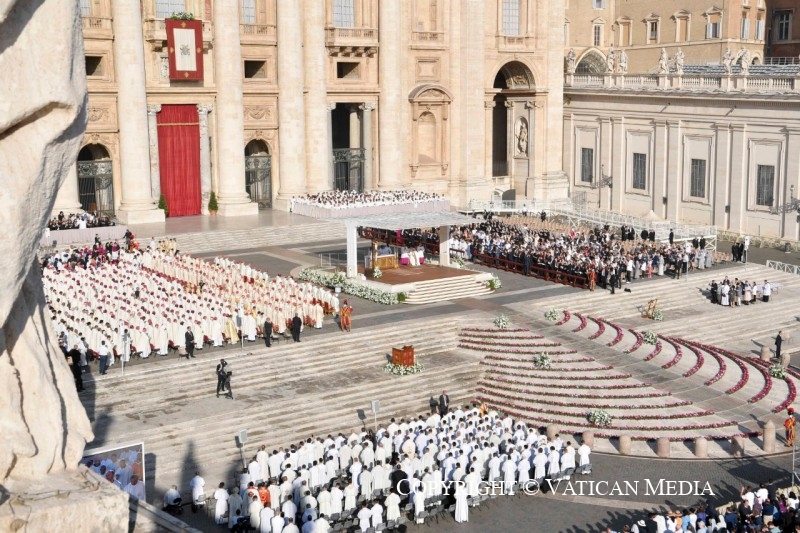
[
  {"xmin": 642, "ymin": 299, "xmax": 658, "ymax": 319},
  {"xmin": 391, "ymin": 345, "xmax": 415, "ymax": 366}
]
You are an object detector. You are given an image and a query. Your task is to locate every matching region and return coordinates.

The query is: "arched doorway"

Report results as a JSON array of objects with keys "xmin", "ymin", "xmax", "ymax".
[
  {"xmin": 576, "ymin": 50, "xmax": 607, "ymax": 74},
  {"xmin": 77, "ymin": 144, "xmax": 115, "ymax": 216},
  {"xmin": 490, "ymin": 61, "xmax": 535, "ymax": 179},
  {"xmin": 244, "ymin": 140, "xmax": 272, "ymax": 209}
]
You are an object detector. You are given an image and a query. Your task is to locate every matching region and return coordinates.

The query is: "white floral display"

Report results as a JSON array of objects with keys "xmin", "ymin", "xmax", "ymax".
[
  {"xmin": 384, "ymin": 362, "xmax": 425, "ymax": 376},
  {"xmin": 769, "ymin": 364, "xmax": 786, "ymax": 379},
  {"xmin": 298, "ymin": 268, "xmax": 403, "ymax": 305},
  {"xmin": 587, "ymin": 408, "xmax": 612, "ymax": 427},
  {"xmin": 485, "ymin": 276, "xmax": 502, "ymax": 290},
  {"xmin": 652, "ymin": 309, "xmax": 664, "ymax": 321},
  {"xmin": 372, "ymin": 266, "xmax": 383, "ymax": 279},
  {"xmin": 494, "ymin": 314, "xmax": 510, "ymax": 329},
  {"xmin": 544, "ymin": 308, "xmax": 559, "ymax": 322},
  {"xmin": 642, "ymin": 331, "xmax": 658, "ymax": 345},
  {"xmin": 532, "ymin": 352, "xmax": 552, "ymax": 369}
]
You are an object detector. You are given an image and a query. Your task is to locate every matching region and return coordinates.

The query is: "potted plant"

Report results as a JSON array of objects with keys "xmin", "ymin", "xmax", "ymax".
[
  {"xmin": 158, "ymin": 194, "xmax": 169, "ymax": 217},
  {"xmin": 208, "ymin": 191, "xmax": 218, "ymax": 216}
]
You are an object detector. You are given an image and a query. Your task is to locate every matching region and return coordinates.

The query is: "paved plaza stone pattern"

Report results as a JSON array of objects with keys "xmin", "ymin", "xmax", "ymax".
[{"xmin": 80, "ymin": 216, "xmax": 800, "ymax": 531}]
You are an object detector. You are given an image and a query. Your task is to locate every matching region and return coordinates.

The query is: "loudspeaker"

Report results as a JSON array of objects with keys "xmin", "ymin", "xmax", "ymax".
[
  {"xmin": 371, "ymin": 400, "xmax": 380, "ymax": 414},
  {"xmin": 237, "ymin": 429, "xmax": 248, "ymax": 446}
]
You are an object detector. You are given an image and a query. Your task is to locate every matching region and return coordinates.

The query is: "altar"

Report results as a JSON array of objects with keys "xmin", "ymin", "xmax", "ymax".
[{"xmin": 391, "ymin": 345, "xmax": 415, "ymax": 366}]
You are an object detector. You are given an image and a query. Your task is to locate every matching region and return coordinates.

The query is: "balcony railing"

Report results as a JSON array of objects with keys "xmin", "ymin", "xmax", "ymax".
[
  {"xmin": 325, "ymin": 27, "xmax": 379, "ymax": 57},
  {"xmin": 143, "ymin": 18, "xmax": 212, "ymax": 45},
  {"xmin": 240, "ymin": 23, "xmax": 277, "ymax": 44},
  {"xmin": 81, "ymin": 16, "xmax": 112, "ymax": 38},
  {"xmin": 567, "ymin": 72, "xmax": 800, "ymax": 93},
  {"xmin": 412, "ymin": 31, "xmax": 444, "ymax": 43}
]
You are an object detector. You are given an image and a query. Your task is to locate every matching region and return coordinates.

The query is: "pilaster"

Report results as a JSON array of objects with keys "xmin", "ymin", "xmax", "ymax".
[
  {"xmin": 360, "ymin": 103, "xmax": 375, "ymax": 191},
  {"xmin": 728, "ymin": 124, "xmax": 747, "ymax": 233},
  {"xmin": 652, "ymin": 120, "xmax": 668, "ymax": 219},
  {"xmin": 146, "ymin": 104, "xmax": 161, "ymax": 203},
  {"xmin": 712, "ymin": 123, "xmax": 731, "ymax": 230},
  {"xmin": 304, "ymin": 0, "xmax": 329, "ymax": 194},
  {"xmin": 197, "ymin": 104, "xmax": 213, "ymax": 214},
  {"xmin": 378, "ymin": 0, "xmax": 404, "ymax": 189},
  {"xmin": 665, "ymin": 120, "xmax": 681, "ymax": 222},
  {"xmin": 213, "ymin": 0, "xmax": 258, "ymax": 216},
  {"xmin": 111, "ymin": 0, "xmax": 164, "ymax": 224},
  {"xmin": 782, "ymin": 128, "xmax": 800, "ymax": 240}
]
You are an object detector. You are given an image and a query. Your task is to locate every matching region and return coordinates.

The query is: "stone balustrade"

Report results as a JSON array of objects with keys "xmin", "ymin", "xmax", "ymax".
[{"xmin": 566, "ymin": 72, "xmax": 800, "ymax": 94}]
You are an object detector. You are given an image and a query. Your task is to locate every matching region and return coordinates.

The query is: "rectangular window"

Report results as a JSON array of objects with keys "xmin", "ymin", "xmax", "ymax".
[
  {"xmin": 756, "ymin": 18, "xmax": 765, "ymax": 40},
  {"xmin": 649, "ymin": 21, "xmax": 658, "ymax": 42},
  {"xmin": 155, "ymin": 0, "xmax": 186, "ymax": 19},
  {"xmin": 776, "ymin": 11, "xmax": 791, "ymax": 41},
  {"xmin": 581, "ymin": 148, "xmax": 594, "ymax": 183},
  {"xmin": 332, "ymin": 0, "xmax": 355, "ymax": 28},
  {"xmin": 675, "ymin": 18, "xmax": 687, "ymax": 42},
  {"xmin": 79, "ymin": 0, "xmax": 92, "ymax": 17},
  {"xmin": 502, "ymin": 0, "xmax": 520, "ymax": 36},
  {"xmin": 85, "ymin": 55, "xmax": 104, "ymax": 77},
  {"xmin": 241, "ymin": 0, "xmax": 256, "ymax": 24},
  {"xmin": 707, "ymin": 22, "xmax": 720, "ymax": 39},
  {"xmin": 690, "ymin": 159, "xmax": 707, "ymax": 198},
  {"xmin": 593, "ymin": 25, "xmax": 602, "ymax": 46},
  {"xmin": 593, "ymin": 0, "xmax": 605, "ymax": 8},
  {"xmin": 756, "ymin": 165, "xmax": 775, "ymax": 206},
  {"xmin": 632, "ymin": 153, "xmax": 647, "ymax": 190},
  {"xmin": 336, "ymin": 61, "xmax": 360, "ymax": 79},
  {"xmin": 741, "ymin": 17, "xmax": 750, "ymax": 39},
  {"xmin": 244, "ymin": 60, "xmax": 266, "ymax": 79}
]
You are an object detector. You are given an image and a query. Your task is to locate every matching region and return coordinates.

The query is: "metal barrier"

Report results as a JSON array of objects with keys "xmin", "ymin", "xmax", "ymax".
[
  {"xmin": 319, "ymin": 253, "xmax": 348, "ymax": 268},
  {"xmin": 766, "ymin": 260, "xmax": 800, "ymax": 275}
]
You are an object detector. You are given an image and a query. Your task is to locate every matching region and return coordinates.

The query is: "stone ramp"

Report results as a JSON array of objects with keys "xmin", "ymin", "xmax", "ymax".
[{"xmin": 82, "ymin": 314, "xmax": 489, "ymax": 497}]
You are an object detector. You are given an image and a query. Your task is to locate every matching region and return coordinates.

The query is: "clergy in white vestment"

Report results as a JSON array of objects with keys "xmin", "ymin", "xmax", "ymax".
[
  {"xmin": 214, "ymin": 483, "xmax": 230, "ymax": 525},
  {"xmin": 330, "ymin": 484, "xmax": 344, "ymax": 515},
  {"xmin": 413, "ymin": 489, "xmax": 425, "ymax": 524},
  {"xmin": 357, "ymin": 502, "xmax": 372, "ymax": 532},
  {"xmin": 454, "ymin": 483, "xmax": 469, "ymax": 523},
  {"xmin": 487, "ymin": 453, "xmax": 501, "ymax": 483},
  {"xmin": 248, "ymin": 495, "xmax": 263, "ymax": 528},
  {"xmin": 464, "ymin": 468, "xmax": 481, "ymax": 498},
  {"xmin": 313, "ymin": 517, "xmax": 330, "ymax": 533},
  {"xmin": 532, "ymin": 450, "xmax": 547, "ymax": 481},
  {"xmin": 258, "ymin": 506, "xmax": 275, "ymax": 533},
  {"xmin": 317, "ymin": 487, "xmax": 332, "ymax": 517},
  {"xmin": 343, "ymin": 481, "xmax": 357, "ymax": 512},
  {"xmin": 370, "ymin": 501, "xmax": 384, "ymax": 528},
  {"xmin": 228, "ymin": 487, "xmax": 244, "ymax": 529},
  {"xmin": 360, "ymin": 469, "xmax": 373, "ymax": 499},
  {"xmin": 270, "ymin": 512, "xmax": 285, "ymax": 533},
  {"xmin": 124, "ymin": 475, "xmax": 146, "ymax": 500},
  {"xmin": 560, "ymin": 445, "xmax": 576, "ymax": 479},
  {"xmin": 385, "ymin": 492, "xmax": 401, "ymax": 522},
  {"xmin": 547, "ymin": 447, "xmax": 560, "ymax": 478},
  {"xmin": 190, "ymin": 472, "xmax": 206, "ymax": 508},
  {"xmin": 578, "ymin": 443, "xmax": 591, "ymax": 471},
  {"xmin": 502, "ymin": 457, "xmax": 516, "ymax": 494}
]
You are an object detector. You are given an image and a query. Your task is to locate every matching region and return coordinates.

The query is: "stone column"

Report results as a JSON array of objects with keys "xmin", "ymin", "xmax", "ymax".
[
  {"xmin": 213, "ymin": 0, "xmax": 258, "ymax": 216},
  {"xmin": 728, "ymin": 124, "xmax": 747, "ymax": 233},
  {"xmin": 652, "ymin": 120, "xmax": 668, "ymax": 218},
  {"xmin": 327, "ymin": 103, "xmax": 336, "ymax": 190},
  {"xmin": 197, "ymin": 104, "xmax": 213, "ymax": 214},
  {"xmin": 782, "ymin": 128, "xmax": 800, "ymax": 240},
  {"xmin": 146, "ymin": 104, "xmax": 161, "ymax": 202},
  {"xmin": 610, "ymin": 117, "xmax": 624, "ymax": 211},
  {"xmin": 656, "ymin": 437, "xmax": 671, "ymax": 458},
  {"xmin": 713, "ymin": 123, "xmax": 731, "ymax": 229},
  {"xmin": 694, "ymin": 437, "xmax": 708, "ymax": 458},
  {"xmin": 378, "ymin": 0, "xmax": 404, "ymax": 189},
  {"xmin": 618, "ymin": 435, "xmax": 631, "ymax": 455},
  {"xmin": 349, "ymin": 106, "xmax": 361, "ymax": 149},
  {"xmin": 52, "ymin": 165, "xmax": 83, "ymax": 212},
  {"xmin": 346, "ymin": 223, "xmax": 358, "ymax": 278},
  {"xmin": 111, "ymin": 0, "xmax": 164, "ymax": 224},
  {"xmin": 763, "ymin": 420, "xmax": 776, "ymax": 453},
  {"xmin": 360, "ymin": 103, "xmax": 375, "ymax": 191},
  {"xmin": 598, "ymin": 118, "xmax": 611, "ymax": 210},
  {"xmin": 484, "ymin": 101, "xmax": 495, "ymax": 179},
  {"xmin": 304, "ymin": 0, "xmax": 329, "ymax": 194},
  {"xmin": 665, "ymin": 120, "xmax": 681, "ymax": 221},
  {"xmin": 276, "ymin": 0, "xmax": 307, "ymax": 205},
  {"xmin": 438, "ymin": 225, "xmax": 450, "ymax": 267}
]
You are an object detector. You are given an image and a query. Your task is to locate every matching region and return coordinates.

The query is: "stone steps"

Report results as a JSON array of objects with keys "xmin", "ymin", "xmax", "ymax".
[{"xmin": 403, "ymin": 274, "xmax": 493, "ymax": 304}]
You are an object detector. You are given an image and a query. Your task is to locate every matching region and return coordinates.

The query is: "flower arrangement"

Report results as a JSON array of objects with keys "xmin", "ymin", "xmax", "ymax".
[
  {"xmin": 494, "ymin": 314, "xmax": 510, "ymax": 329},
  {"xmin": 643, "ymin": 341, "xmax": 662, "ymax": 362},
  {"xmin": 652, "ymin": 309, "xmax": 664, "ymax": 321},
  {"xmin": 544, "ymin": 308, "xmax": 559, "ymax": 322},
  {"xmin": 588, "ymin": 317, "xmax": 606, "ymax": 340},
  {"xmin": 572, "ymin": 313, "xmax": 588, "ymax": 332},
  {"xmin": 624, "ymin": 330, "xmax": 644, "ymax": 354},
  {"xmin": 587, "ymin": 409, "xmax": 612, "ymax": 427},
  {"xmin": 297, "ymin": 268, "xmax": 400, "ymax": 305},
  {"xmin": 532, "ymin": 352, "xmax": 552, "ymax": 369},
  {"xmin": 661, "ymin": 339, "xmax": 682, "ymax": 369},
  {"xmin": 769, "ymin": 364, "xmax": 786, "ymax": 379},
  {"xmin": 372, "ymin": 266, "xmax": 383, "ymax": 279},
  {"xmin": 384, "ymin": 362, "xmax": 424, "ymax": 376},
  {"xmin": 642, "ymin": 331, "xmax": 658, "ymax": 345},
  {"xmin": 775, "ymin": 379, "xmax": 797, "ymax": 412},
  {"xmin": 171, "ymin": 11, "xmax": 195, "ymax": 20},
  {"xmin": 555, "ymin": 310, "xmax": 571, "ymax": 326},
  {"xmin": 485, "ymin": 276, "xmax": 502, "ymax": 290},
  {"xmin": 451, "ymin": 256, "xmax": 466, "ymax": 268},
  {"xmin": 605, "ymin": 320, "xmax": 624, "ymax": 346},
  {"xmin": 460, "ymin": 332, "xmax": 543, "ymax": 340}
]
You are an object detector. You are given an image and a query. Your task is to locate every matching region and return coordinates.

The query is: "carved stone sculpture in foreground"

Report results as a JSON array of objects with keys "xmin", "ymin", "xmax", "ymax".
[{"xmin": 0, "ymin": 0, "xmax": 93, "ymax": 482}]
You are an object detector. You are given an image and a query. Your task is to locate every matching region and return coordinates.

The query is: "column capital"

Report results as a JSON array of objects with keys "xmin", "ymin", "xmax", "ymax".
[
  {"xmin": 504, "ymin": 101, "xmax": 514, "ymax": 109},
  {"xmin": 326, "ymin": 103, "xmax": 336, "ymax": 112},
  {"xmin": 197, "ymin": 103, "xmax": 213, "ymax": 115},
  {"xmin": 147, "ymin": 104, "xmax": 161, "ymax": 115},
  {"xmin": 484, "ymin": 101, "xmax": 496, "ymax": 109},
  {"xmin": 359, "ymin": 103, "xmax": 375, "ymax": 112}
]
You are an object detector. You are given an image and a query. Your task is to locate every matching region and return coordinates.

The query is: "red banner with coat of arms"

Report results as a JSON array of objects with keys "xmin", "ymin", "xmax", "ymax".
[{"xmin": 166, "ymin": 19, "xmax": 204, "ymax": 81}]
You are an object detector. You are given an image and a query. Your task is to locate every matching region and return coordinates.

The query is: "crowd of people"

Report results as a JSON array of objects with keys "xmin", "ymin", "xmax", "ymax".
[
  {"xmin": 43, "ymin": 239, "xmax": 343, "ymax": 379},
  {"xmin": 708, "ymin": 277, "xmax": 774, "ymax": 307},
  {"xmin": 83, "ymin": 447, "xmax": 146, "ymax": 500},
  {"xmin": 447, "ymin": 219, "xmax": 716, "ymax": 288},
  {"xmin": 291, "ymin": 190, "xmax": 447, "ymax": 210},
  {"xmin": 195, "ymin": 402, "xmax": 591, "ymax": 532},
  {"xmin": 46, "ymin": 210, "xmax": 115, "ymax": 231}
]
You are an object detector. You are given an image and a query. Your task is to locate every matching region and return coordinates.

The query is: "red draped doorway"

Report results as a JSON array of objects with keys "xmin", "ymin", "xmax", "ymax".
[{"xmin": 157, "ymin": 104, "xmax": 201, "ymax": 216}]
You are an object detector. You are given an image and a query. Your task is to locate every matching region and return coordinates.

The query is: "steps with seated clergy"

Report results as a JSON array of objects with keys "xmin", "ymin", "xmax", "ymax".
[{"xmin": 403, "ymin": 273, "xmax": 494, "ymax": 304}]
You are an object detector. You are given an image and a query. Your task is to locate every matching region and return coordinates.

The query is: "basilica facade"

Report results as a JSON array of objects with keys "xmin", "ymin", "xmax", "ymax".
[{"xmin": 58, "ymin": 0, "xmax": 567, "ymax": 223}]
